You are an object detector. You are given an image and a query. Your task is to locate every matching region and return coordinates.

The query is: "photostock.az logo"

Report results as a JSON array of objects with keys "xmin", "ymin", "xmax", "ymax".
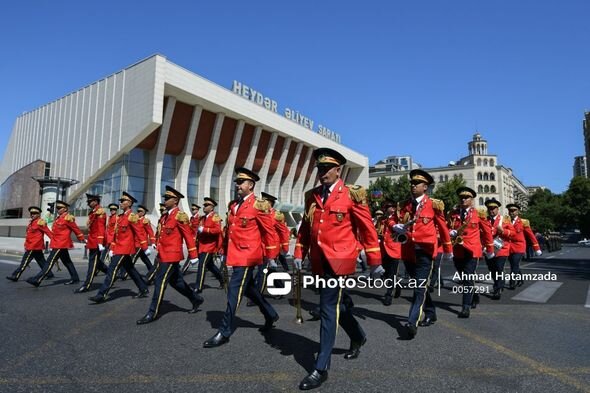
[{"xmin": 264, "ymin": 269, "xmax": 292, "ymax": 296}]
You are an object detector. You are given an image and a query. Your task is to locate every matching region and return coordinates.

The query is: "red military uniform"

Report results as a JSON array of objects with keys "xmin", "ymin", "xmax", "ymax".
[
  {"xmin": 295, "ymin": 179, "xmax": 381, "ymax": 276},
  {"xmin": 111, "ymin": 209, "xmax": 147, "ymax": 255},
  {"xmin": 274, "ymin": 210, "xmax": 291, "ymax": 254},
  {"xmin": 510, "ymin": 217, "xmax": 540, "ymax": 253},
  {"xmin": 398, "ymin": 195, "xmax": 452, "ymax": 262},
  {"xmin": 448, "ymin": 208, "xmax": 494, "ymax": 258},
  {"xmin": 86, "ymin": 206, "xmax": 106, "ymax": 249},
  {"xmin": 135, "ymin": 216, "xmax": 156, "ymax": 247},
  {"xmin": 489, "ymin": 214, "xmax": 515, "ymax": 257},
  {"xmin": 25, "ymin": 217, "xmax": 53, "ymax": 251},
  {"xmin": 198, "ymin": 211, "xmax": 222, "ymax": 253},
  {"xmin": 158, "ymin": 207, "xmax": 198, "ymax": 263},
  {"xmin": 51, "ymin": 212, "xmax": 85, "ymax": 249},
  {"xmin": 226, "ymin": 193, "xmax": 279, "ymax": 266},
  {"xmin": 190, "ymin": 214, "xmax": 199, "ymax": 237},
  {"xmin": 106, "ymin": 211, "xmax": 117, "ymax": 245},
  {"xmin": 381, "ymin": 211, "xmax": 402, "ymax": 260}
]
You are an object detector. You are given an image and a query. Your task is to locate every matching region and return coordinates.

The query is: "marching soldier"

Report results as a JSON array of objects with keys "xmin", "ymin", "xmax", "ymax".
[
  {"xmin": 101, "ymin": 203, "xmax": 119, "ymax": 266},
  {"xmin": 133, "ymin": 205, "xmax": 155, "ymax": 271},
  {"xmin": 181, "ymin": 203, "xmax": 201, "ymax": 274},
  {"xmin": 74, "ymin": 194, "xmax": 109, "ymax": 293},
  {"xmin": 393, "ymin": 170, "xmax": 452, "ymax": 337},
  {"xmin": 136, "ymin": 186, "xmax": 203, "ymax": 324},
  {"xmin": 88, "ymin": 192, "xmax": 149, "ymax": 303},
  {"xmin": 7, "ymin": 207, "xmax": 54, "ymax": 282},
  {"xmin": 294, "ymin": 148, "xmax": 382, "ymax": 390},
  {"xmin": 485, "ymin": 198, "xmax": 515, "ymax": 299},
  {"xmin": 506, "ymin": 203, "xmax": 542, "ymax": 289},
  {"xmin": 26, "ymin": 201, "xmax": 85, "ymax": 287},
  {"xmin": 379, "ymin": 200, "xmax": 402, "ymax": 306},
  {"xmin": 448, "ymin": 187, "xmax": 494, "ymax": 318},
  {"xmin": 203, "ymin": 168, "xmax": 280, "ymax": 348},
  {"xmin": 194, "ymin": 197, "xmax": 224, "ymax": 293},
  {"xmin": 146, "ymin": 202, "xmax": 166, "ymax": 285}
]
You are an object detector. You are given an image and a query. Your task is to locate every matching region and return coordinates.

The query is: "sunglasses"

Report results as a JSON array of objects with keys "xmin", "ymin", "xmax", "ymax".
[
  {"xmin": 203, "ymin": 203, "xmax": 213, "ymax": 207},
  {"xmin": 235, "ymin": 179, "xmax": 246, "ymax": 185},
  {"xmin": 163, "ymin": 195, "xmax": 174, "ymax": 200}
]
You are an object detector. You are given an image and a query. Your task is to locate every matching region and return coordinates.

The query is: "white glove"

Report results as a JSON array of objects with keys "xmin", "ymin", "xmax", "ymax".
[
  {"xmin": 442, "ymin": 252, "xmax": 454, "ymax": 261},
  {"xmin": 485, "ymin": 251, "xmax": 495, "ymax": 259},
  {"xmin": 98, "ymin": 244, "xmax": 105, "ymax": 252},
  {"xmin": 392, "ymin": 224, "xmax": 407, "ymax": 234},
  {"xmin": 220, "ymin": 255, "xmax": 226, "ymax": 264},
  {"xmin": 370, "ymin": 265, "xmax": 385, "ymax": 277},
  {"xmin": 152, "ymin": 244, "xmax": 157, "ymax": 250},
  {"xmin": 145, "ymin": 248, "xmax": 151, "ymax": 256},
  {"xmin": 109, "ymin": 250, "xmax": 114, "ymax": 258},
  {"xmin": 294, "ymin": 258, "xmax": 303, "ymax": 271},
  {"xmin": 198, "ymin": 226, "xmax": 204, "ymax": 233},
  {"xmin": 535, "ymin": 250, "xmax": 542, "ymax": 256},
  {"xmin": 269, "ymin": 259, "xmax": 278, "ymax": 268},
  {"xmin": 190, "ymin": 257, "xmax": 199, "ymax": 265},
  {"xmin": 449, "ymin": 230, "xmax": 458, "ymax": 238}
]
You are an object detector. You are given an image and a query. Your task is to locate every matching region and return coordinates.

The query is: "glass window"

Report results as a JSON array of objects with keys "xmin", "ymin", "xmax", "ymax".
[
  {"xmin": 484, "ymin": 173, "xmax": 489, "ymax": 181},
  {"xmin": 491, "ymin": 185, "xmax": 496, "ymax": 193},
  {"xmin": 188, "ymin": 159, "xmax": 200, "ymax": 205},
  {"xmin": 210, "ymin": 164, "xmax": 221, "ymax": 202},
  {"xmin": 477, "ymin": 172, "xmax": 483, "ymax": 180},
  {"xmin": 479, "ymin": 197, "xmax": 484, "ymax": 205},
  {"xmin": 490, "ymin": 172, "xmax": 495, "ymax": 181},
  {"xmin": 484, "ymin": 185, "xmax": 490, "ymax": 193},
  {"xmin": 478, "ymin": 185, "xmax": 483, "ymax": 193}
]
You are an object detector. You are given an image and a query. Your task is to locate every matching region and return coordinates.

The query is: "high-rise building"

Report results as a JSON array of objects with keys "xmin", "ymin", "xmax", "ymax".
[
  {"xmin": 369, "ymin": 133, "xmax": 530, "ymax": 210},
  {"xmin": 573, "ymin": 156, "xmax": 587, "ymax": 178},
  {"xmin": 583, "ymin": 112, "xmax": 590, "ymax": 176}
]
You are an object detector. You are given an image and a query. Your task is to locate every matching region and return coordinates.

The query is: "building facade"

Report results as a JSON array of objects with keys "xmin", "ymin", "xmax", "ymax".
[
  {"xmin": 0, "ymin": 55, "xmax": 369, "ymax": 226},
  {"xmin": 573, "ymin": 156, "xmax": 587, "ymax": 178},
  {"xmin": 369, "ymin": 133, "xmax": 530, "ymax": 209},
  {"xmin": 584, "ymin": 111, "xmax": 590, "ymax": 177}
]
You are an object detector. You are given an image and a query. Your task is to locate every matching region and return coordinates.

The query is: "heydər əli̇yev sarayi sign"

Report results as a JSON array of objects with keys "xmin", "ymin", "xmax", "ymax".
[{"xmin": 231, "ymin": 80, "xmax": 342, "ymax": 144}]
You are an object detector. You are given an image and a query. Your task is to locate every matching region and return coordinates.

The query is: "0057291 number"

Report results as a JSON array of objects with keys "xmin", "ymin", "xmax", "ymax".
[{"xmin": 451, "ymin": 285, "xmax": 490, "ymax": 294}]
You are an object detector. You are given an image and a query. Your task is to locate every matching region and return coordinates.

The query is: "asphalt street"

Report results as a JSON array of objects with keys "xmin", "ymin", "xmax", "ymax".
[{"xmin": 0, "ymin": 245, "xmax": 588, "ymax": 393}]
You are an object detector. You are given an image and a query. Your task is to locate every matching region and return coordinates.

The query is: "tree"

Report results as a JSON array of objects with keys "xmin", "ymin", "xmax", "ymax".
[
  {"xmin": 432, "ymin": 176, "xmax": 466, "ymax": 212},
  {"xmin": 368, "ymin": 175, "xmax": 411, "ymax": 211},
  {"xmin": 563, "ymin": 176, "xmax": 590, "ymax": 235},
  {"xmin": 524, "ymin": 189, "xmax": 576, "ymax": 233}
]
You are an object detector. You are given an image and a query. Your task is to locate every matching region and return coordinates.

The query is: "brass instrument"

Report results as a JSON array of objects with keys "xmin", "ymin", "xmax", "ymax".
[
  {"xmin": 392, "ymin": 218, "xmax": 417, "ymax": 244},
  {"xmin": 293, "ymin": 267, "xmax": 304, "ymax": 324},
  {"xmin": 452, "ymin": 214, "xmax": 471, "ymax": 246}
]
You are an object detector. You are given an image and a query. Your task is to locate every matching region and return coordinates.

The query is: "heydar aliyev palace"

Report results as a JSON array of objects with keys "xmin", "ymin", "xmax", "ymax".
[{"xmin": 0, "ymin": 54, "xmax": 369, "ymax": 226}]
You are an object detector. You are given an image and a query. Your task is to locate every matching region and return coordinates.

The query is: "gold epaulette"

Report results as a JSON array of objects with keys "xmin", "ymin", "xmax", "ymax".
[
  {"xmin": 143, "ymin": 217, "xmax": 150, "ymax": 225},
  {"xmin": 64, "ymin": 214, "xmax": 75, "ymax": 222},
  {"xmin": 503, "ymin": 216, "xmax": 511, "ymax": 224},
  {"xmin": 254, "ymin": 198, "xmax": 271, "ymax": 213},
  {"xmin": 521, "ymin": 219, "xmax": 530, "ymax": 228},
  {"xmin": 275, "ymin": 211, "xmax": 285, "ymax": 222},
  {"xmin": 176, "ymin": 211, "xmax": 189, "ymax": 224},
  {"xmin": 347, "ymin": 184, "xmax": 367, "ymax": 205},
  {"xmin": 38, "ymin": 219, "xmax": 46, "ymax": 226},
  {"xmin": 128, "ymin": 213, "xmax": 139, "ymax": 223},
  {"xmin": 212, "ymin": 213, "xmax": 221, "ymax": 222},
  {"xmin": 477, "ymin": 208, "xmax": 487, "ymax": 219},
  {"xmin": 431, "ymin": 198, "xmax": 445, "ymax": 212},
  {"xmin": 95, "ymin": 208, "xmax": 105, "ymax": 216}
]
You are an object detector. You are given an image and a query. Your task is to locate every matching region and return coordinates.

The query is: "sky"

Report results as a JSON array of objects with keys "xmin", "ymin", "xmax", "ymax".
[{"xmin": 0, "ymin": 0, "xmax": 588, "ymax": 193}]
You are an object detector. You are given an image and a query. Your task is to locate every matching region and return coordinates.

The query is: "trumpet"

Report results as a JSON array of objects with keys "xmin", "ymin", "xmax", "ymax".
[{"xmin": 391, "ymin": 219, "xmax": 417, "ymax": 244}]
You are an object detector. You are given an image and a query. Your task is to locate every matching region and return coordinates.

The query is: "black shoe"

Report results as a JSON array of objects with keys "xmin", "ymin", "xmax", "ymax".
[
  {"xmin": 26, "ymin": 277, "xmax": 40, "ymax": 287},
  {"xmin": 136, "ymin": 314, "xmax": 156, "ymax": 325},
  {"xmin": 517, "ymin": 280, "xmax": 524, "ymax": 287},
  {"xmin": 492, "ymin": 290, "xmax": 501, "ymax": 300},
  {"xmin": 46, "ymin": 273, "xmax": 55, "ymax": 279},
  {"xmin": 218, "ymin": 282, "xmax": 225, "ymax": 290},
  {"xmin": 299, "ymin": 370, "xmax": 328, "ymax": 390},
  {"xmin": 344, "ymin": 337, "xmax": 366, "ymax": 360},
  {"xmin": 203, "ymin": 332, "xmax": 229, "ymax": 348},
  {"xmin": 308, "ymin": 308, "xmax": 320, "ymax": 321},
  {"xmin": 382, "ymin": 294, "xmax": 392, "ymax": 306},
  {"xmin": 6, "ymin": 275, "xmax": 18, "ymax": 282},
  {"xmin": 471, "ymin": 295, "xmax": 480, "ymax": 309},
  {"xmin": 64, "ymin": 279, "xmax": 79, "ymax": 285},
  {"xmin": 88, "ymin": 294, "xmax": 107, "ymax": 304},
  {"xmin": 73, "ymin": 286, "xmax": 89, "ymax": 294},
  {"xmin": 418, "ymin": 316, "xmax": 437, "ymax": 327},
  {"xmin": 508, "ymin": 280, "xmax": 515, "ymax": 290},
  {"xmin": 259, "ymin": 314, "xmax": 279, "ymax": 332},
  {"xmin": 394, "ymin": 287, "xmax": 402, "ymax": 298},
  {"xmin": 188, "ymin": 295, "xmax": 204, "ymax": 314},
  {"xmin": 133, "ymin": 288, "xmax": 149, "ymax": 299},
  {"xmin": 458, "ymin": 307, "xmax": 470, "ymax": 318},
  {"xmin": 405, "ymin": 323, "xmax": 417, "ymax": 338}
]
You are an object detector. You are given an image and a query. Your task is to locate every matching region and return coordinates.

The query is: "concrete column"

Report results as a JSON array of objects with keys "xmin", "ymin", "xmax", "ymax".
[
  {"xmin": 291, "ymin": 148, "xmax": 313, "ymax": 206},
  {"xmin": 218, "ymin": 120, "xmax": 244, "ymax": 215},
  {"xmin": 302, "ymin": 167, "xmax": 318, "ymax": 202},
  {"xmin": 257, "ymin": 133, "xmax": 278, "ymax": 192},
  {"xmin": 279, "ymin": 142, "xmax": 304, "ymax": 202},
  {"xmin": 176, "ymin": 105, "xmax": 202, "ymax": 212},
  {"xmin": 197, "ymin": 112, "xmax": 224, "ymax": 203},
  {"xmin": 267, "ymin": 137, "xmax": 292, "ymax": 197},
  {"xmin": 147, "ymin": 97, "xmax": 176, "ymax": 212},
  {"xmin": 244, "ymin": 126, "xmax": 262, "ymax": 169}
]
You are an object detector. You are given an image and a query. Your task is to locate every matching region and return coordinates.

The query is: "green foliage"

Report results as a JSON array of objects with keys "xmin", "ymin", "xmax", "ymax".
[
  {"xmin": 368, "ymin": 175, "xmax": 411, "ymax": 211},
  {"xmin": 524, "ymin": 186, "xmax": 579, "ymax": 234},
  {"xmin": 432, "ymin": 176, "xmax": 466, "ymax": 211}
]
